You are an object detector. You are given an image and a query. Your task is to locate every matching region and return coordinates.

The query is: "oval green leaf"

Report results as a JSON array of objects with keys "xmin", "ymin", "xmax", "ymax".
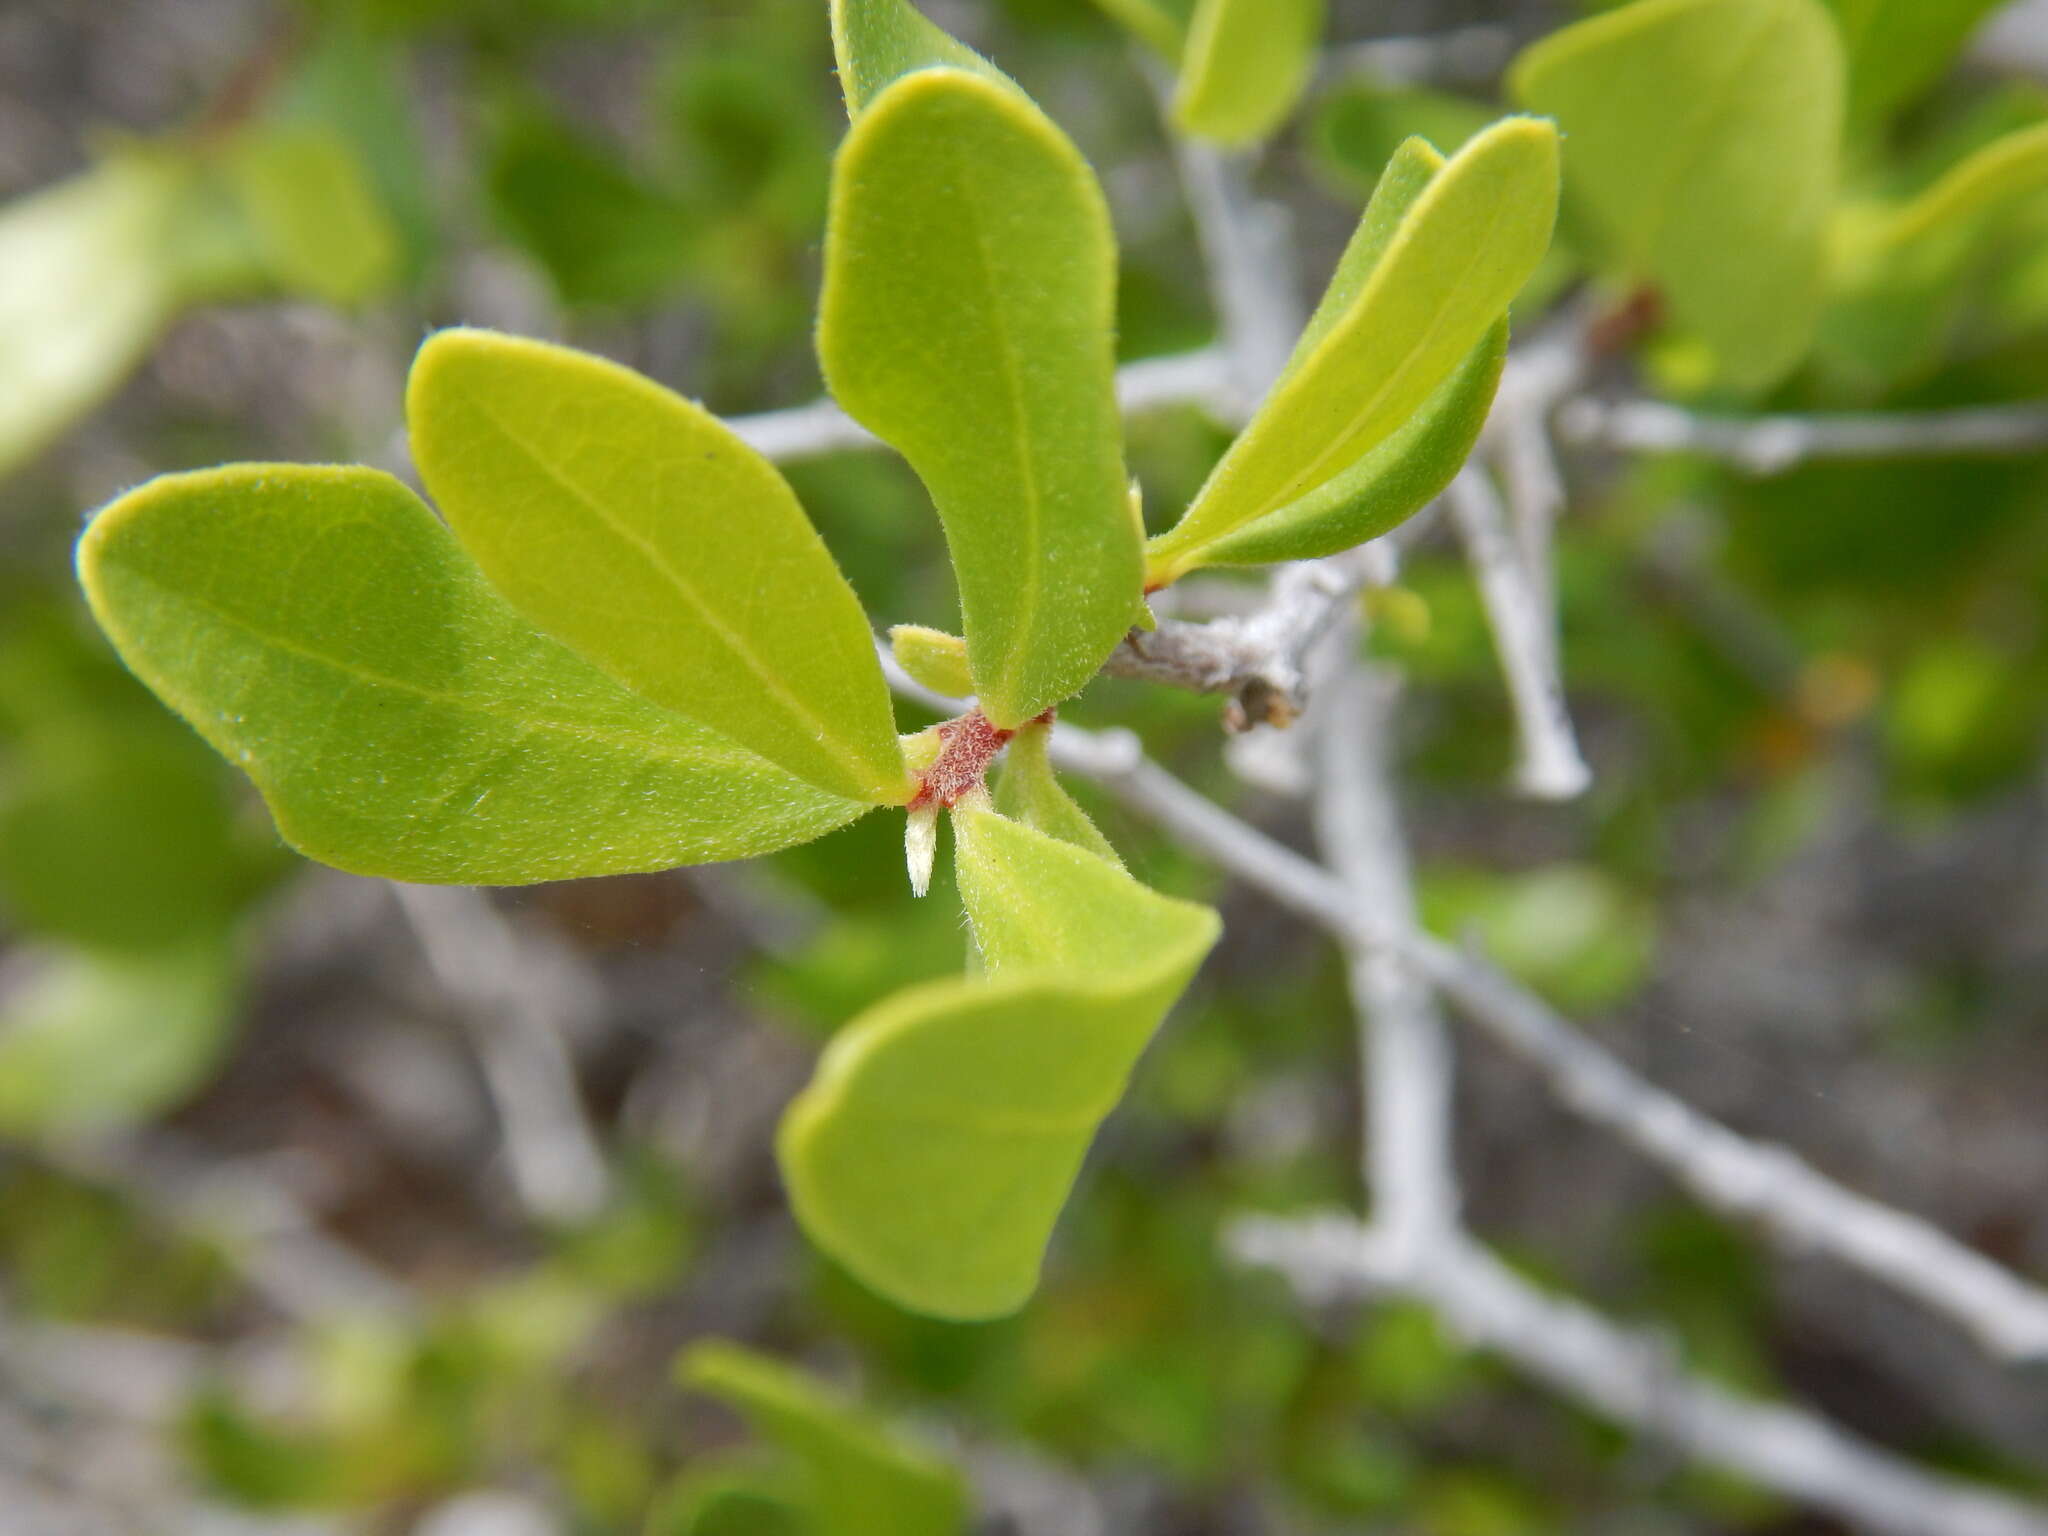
[
  {"xmin": 1510, "ymin": 0, "xmax": 1843, "ymax": 394},
  {"xmin": 819, "ymin": 69, "xmax": 1139, "ymax": 728},
  {"xmin": 1085, "ymin": 0, "xmax": 1197, "ymax": 59},
  {"xmin": 1173, "ymin": 0, "xmax": 1324, "ymax": 147},
  {"xmin": 1147, "ymin": 118, "xmax": 1556, "ymax": 585},
  {"xmin": 779, "ymin": 805, "xmax": 1217, "ymax": 1318},
  {"xmin": 78, "ymin": 465, "xmax": 868, "ymax": 884},
  {"xmin": 408, "ymin": 329, "xmax": 909, "ymax": 806}
]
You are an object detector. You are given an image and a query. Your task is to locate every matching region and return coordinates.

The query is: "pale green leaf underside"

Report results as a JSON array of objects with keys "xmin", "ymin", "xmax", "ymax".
[
  {"xmin": 78, "ymin": 465, "xmax": 866, "ymax": 884},
  {"xmin": 820, "ymin": 71, "xmax": 1139, "ymax": 727},
  {"xmin": 408, "ymin": 330, "xmax": 908, "ymax": 806},
  {"xmin": 830, "ymin": 0, "xmax": 1009, "ymax": 117},
  {"xmin": 991, "ymin": 724, "xmax": 1122, "ymax": 866},
  {"xmin": 681, "ymin": 1343, "xmax": 968, "ymax": 1536},
  {"xmin": 780, "ymin": 806, "xmax": 1217, "ymax": 1318},
  {"xmin": 888, "ymin": 625, "xmax": 974, "ymax": 699},
  {"xmin": 1173, "ymin": 0, "xmax": 1324, "ymax": 147},
  {"xmin": 0, "ymin": 940, "xmax": 234, "ymax": 1138},
  {"xmin": 1823, "ymin": 0, "xmax": 2004, "ymax": 122},
  {"xmin": 1511, "ymin": 0, "xmax": 1843, "ymax": 394},
  {"xmin": 0, "ymin": 157, "xmax": 187, "ymax": 478},
  {"xmin": 1149, "ymin": 117, "xmax": 1557, "ymax": 582},
  {"xmin": 1199, "ymin": 321, "xmax": 1507, "ymax": 566}
]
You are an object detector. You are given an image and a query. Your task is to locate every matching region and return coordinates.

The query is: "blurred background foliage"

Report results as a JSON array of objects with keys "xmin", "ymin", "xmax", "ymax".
[{"xmin": 3, "ymin": 0, "xmax": 2048, "ymax": 1532}]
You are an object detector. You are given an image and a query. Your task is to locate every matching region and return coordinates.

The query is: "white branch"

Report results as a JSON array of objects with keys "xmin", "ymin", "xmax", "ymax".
[
  {"xmin": 392, "ymin": 884, "xmax": 610, "ymax": 1225},
  {"xmin": 726, "ymin": 347, "xmax": 1235, "ymax": 463},
  {"xmin": 1029, "ymin": 719, "xmax": 2048, "ymax": 1365},
  {"xmin": 1558, "ymin": 394, "xmax": 2048, "ymax": 475},
  {"xmin": 1229, "ymin": 1217, "xmax": 2048, "ymax": 1536},
  {"xmin": 1446, "ymin": 469, "xmax": 1592, "ymax": 799},
  {"xmin": 1314, "ymin": 662, "xmax": 1458, "ymax": 1256}
]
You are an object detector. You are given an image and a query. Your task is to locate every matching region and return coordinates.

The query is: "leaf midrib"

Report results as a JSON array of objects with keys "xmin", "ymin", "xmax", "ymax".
[
  {"xmin": 452, "ymin": 391, "xmax": 885, "ymax": 790},
  {"xmin": 123, "ymin": 570, "xmax": 792, "ymax": 776}
]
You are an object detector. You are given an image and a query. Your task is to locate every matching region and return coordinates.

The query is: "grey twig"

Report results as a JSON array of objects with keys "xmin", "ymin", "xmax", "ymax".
[
  {"xmin": 1314, "ymin": 661, "xmax": 1458, "ymax": 1257},
  {"xmin": 1228, "ymin": 1217, "xmax": 2048, "ymax": 1536},
  {"xmin": 1029, "ymin": 718, "xmax": 2048, "ymax": 1366},
  {"xmin": 1446, "ymin": 468, "xmax": 1592, "ymax": 799},
  {"xmin": 1320, "ymin": 24, "xmax": 1520, "ymax": 87},
  {"xmin": 391, "ymin": 883, "xmax": 610, "ymax": 1225},
  {"xmin": 1558, "ymin": 395, "xmax": 2048, "ymax": 475}
]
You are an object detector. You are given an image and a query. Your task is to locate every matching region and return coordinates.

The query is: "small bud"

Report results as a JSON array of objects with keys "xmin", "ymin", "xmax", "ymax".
[{"xmin": 905, "ymin": 805, "xmax": 939, "ymax": 898}]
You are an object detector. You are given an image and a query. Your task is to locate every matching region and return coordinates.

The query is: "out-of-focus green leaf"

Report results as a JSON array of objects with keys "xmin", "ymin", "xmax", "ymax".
[
  {"xmin": 1822, "ymin": 0, "xmax": 2005, "ymax": 124},
  {"xmin": 779, "ymin": 804, "xmax": 1216, "ymax": 1318},
  {"xmin": 221, "ymin": 126, "xmax": 396, "ymax": 305},
  {"xmin": 482, "ymin": 99, "xmax": 697, "ymax": 307},
  {"xmin": 0, "ymin": 941, "xmax": 235, "ymax": 1136},
  {"xmin": 1821, "ymin": 123, "xmax": 2048, "ymax": 387},
  {"xmin": 408, "ymin": 330, "xmax": 910, "ymax": 805},
  {"xmin": 679, "ymin": 1342, "xmax": 968, "ymax": 1536},
  {"xmin": 992, "ymin": 722, "xmax": 1121, "ymax": 866},
  {"xmin": 1148, "ymin": 121, "xmax": 1556, "ymax": 584},
  {"xmin": 1085, "ymin": 0, "xmax": 1197, "ymax": 58},
  {"xmin": 888, "ymin": 625, "xmax": 973, "ymax": 699},
  {"xmin": 0, "ymin": 719, "xmax": 247, "ymax": 953},
  {"xmin": 819, "ymin": 67, "xmax": 1138, "ymax": 726},
  {"xmin": 1173, "ymin": 0, "xmax": 1324, "ymax": 147},
  {"xmin": 78, "ymin": 464, "xmax": 867, "ymax": 884},
  {"xmin": 0, "ymin": 155, "xmax": 200, "ymax": 476},
  {"xmin": 829, "ymin": 0, "xmax": 1006, "ymax": 116},
  {"xmin": 1511, "ymin": 0, "xmax": 1842, "ymax": 394},
  {"xmin": 1311, "ymin": 83, "xmax": 1495, "ymax": 198},
  {"xmin": 1420, "ymin": 864, "xmax": 1656, "ymax": 1011}
]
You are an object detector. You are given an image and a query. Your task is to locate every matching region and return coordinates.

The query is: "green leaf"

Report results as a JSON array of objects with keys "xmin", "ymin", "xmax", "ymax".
[
  {"xmin": 0, "ymin": 940, "xmax": 235, "ymax": 1137},
  {"xmin": 0, "ymin": 155, "xmax": 191, "ymax": 476},
  {"xmin": 888, "ymin": 625, "xmax": 973, "ymax": 699},
  {"xmin": 1198, "ymin": 323, "xmax": 1505, "ymax": 566},
  {"xmin": 407, "ymin": 329, "xmax": 910, "ymax": 806},
  {"xmin": 78, "ymin": 464, "xmax": 868, "ymax": 884},
  {"xmin": 992, "ymin": 722, "xmax": 1122, "ymax": 866},
  {"xmin": 220, "ymin": 126, "xmax": 396, "ymax": 305},
  {"xmin": 1147, "ymin": 119, "xmax": 1557, "ymax": 584},
  {"xmin": 1510, "ymin": 0, "xmax": 1843, "ymax": 394},
  {"xmin": 830, "ymin": 0, "xmax": 1008, "ymax": 117},
  {"xmin": 1172, "ymin": 0, "xmax": 1324, "ymax": 147},
  {"xmin": 819, "ymin": 69, "xmax": 1139, "ymax": 728},
  {"xmin": 1876, "ymin": 121, "xmax": 2048, "ymax": 252},
  {"xmin": 779, "ymin": 805, "xmax": 1216, "ymax": 1317},
  {"xmin": 679, "ymin": 1342, "xmax": 968, "ymax": 1536},
  {"xmin": 1084, "ymin": 0, "xmax": 1197, "ymax": 59},
  {"xmin": 1822, "ymin": 0, "xmax": 2004, "ymax": 124},
  {"xmin": 0, "ymin": 715, "xmax": 249, "ymax": 953}
]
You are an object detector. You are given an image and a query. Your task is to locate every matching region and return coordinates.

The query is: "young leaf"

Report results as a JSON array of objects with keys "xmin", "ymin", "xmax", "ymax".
[
  {"xmin": 779, "ymin": 806, "xmax": 1216, "ymax": 1318},
  {"xmin": 1822, "ymin": 0, "xmax": 2004, "ymax": 124},
  {"xmin": 888, "ymin": 625, "xmax": 973, "ymax": 699},
  {"xmin": 1196, "ymin": 322, "xmax": 1506, "ymax": 566},
  {"xmin": 408, "ymin": 330, "xmax": 910, "ymax": 806},
  {"xmin": 679, "ymin": 1342, "xmax": 968, "ymax": 1536},
  {"xmin": 830, "ymin": 0, "xmax": 1008, "ymax": 116},
  {"xmin": 0, "ymin": 940, "xmax": 234, "ymax": 1137},
  {"xmin": 1173, "ymin": 0, "xmax": 1324, "ymax": 147},
  {"xmin": 819, "ymin": 68, "xmax": 1139, "ymax": 728},
  {"xmin": 78, "ymin": 465, "xmax": 868, "ymax": 885},
  {"xmin": 1147, "ymin": 119, "xmax": 1558, "ymax": 585},
  {"xmin": 1510, "ymin": 0, "xmax": 1843, "ymax": 394},
  {"xmin": 992, "ymin": 723, "xmax": 1122, "ymax": 867}
]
